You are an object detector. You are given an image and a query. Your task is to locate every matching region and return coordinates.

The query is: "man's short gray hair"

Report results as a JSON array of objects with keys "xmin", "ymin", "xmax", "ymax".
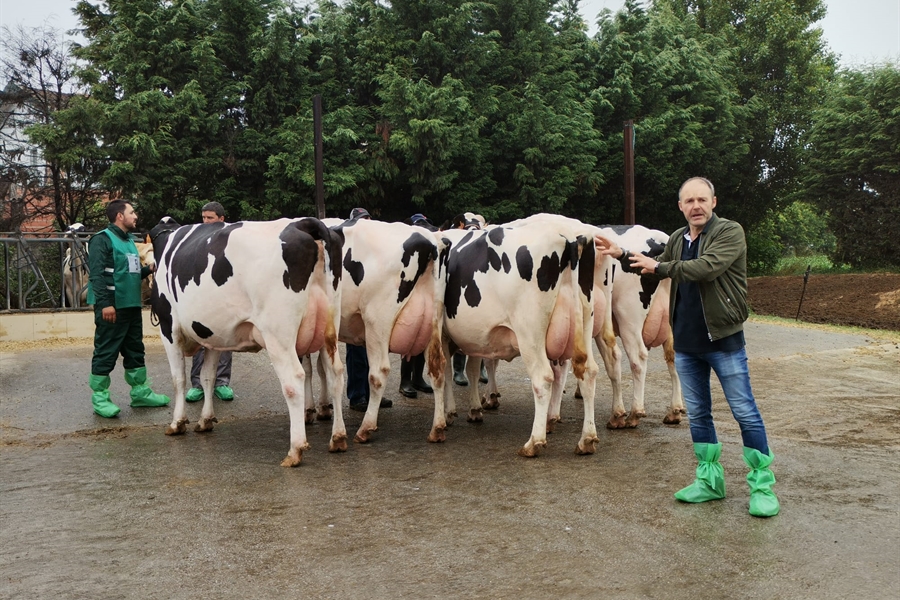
[
  {"xmin": 678, "ymin": 177, "xmax": 715, "ymax": 199},
  {"xmin": 201, "ymin": 201, "xmax": 225, "ymax": 217}
]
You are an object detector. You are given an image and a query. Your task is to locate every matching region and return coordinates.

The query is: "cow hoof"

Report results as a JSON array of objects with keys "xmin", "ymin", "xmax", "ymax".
[
  {"xmin": 194, "ymin": 417, "xmax": 218, "ymax": 433},
  {"xmin": 427, "ymin": 427, "xmax": 446, "ymax": 443},
  {"xmin": 305, "ymin": 408, "xmax": 316, "ymax": 424},
  {"xmin": 624, "ymin": 414, "xmax": 642, "ymax": 428},
  {"xmin": 663, "ymin": 410, "xmax": 683, "ymax": 425},
  {"xmin": 317, "ymin": 404, "xmax": 334, "ymax": 421},
  {"xmin": 280, "ymin": 453, "xmax": 302, "ymax": 467},
  {"xmin": 329, "ymin": 434, "xmax": 348, "ymax": 452},
  {"xmin": 354, "ymin": 427, "xmax": 376, "ymax": 444},
  {"xmin": 606, "ymin": 415, "xmax": 627, "ymax": 429},
  {"xmin": 517, "ymin": 440, "xmax": 546, "ymax": 458},
  {"xmin": 446, "ymin": 411, "xmax": 458, "ymax": 426},
  {"xmin": 481, "ymin": 393, "xmax": 501, "ymax": 410},
  {"xmin": 467, "ymin": 408, "xmax": 483, "ymax": 423},
  {"xmin": 546, "ymin": 417, "xmax": 560, "ymax": 434},
  {"xmin": 575, "ymin": 436, "xmax": 599, "ymax": 455},
  {"xmin": 165, "ymin": 419, "xmax": 188, "ymax": 435}
]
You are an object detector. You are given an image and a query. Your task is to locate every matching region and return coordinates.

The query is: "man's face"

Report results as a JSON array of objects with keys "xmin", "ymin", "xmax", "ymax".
[
  {"xmin": 201, "ymin": 210, "xmax": 224, "ymax": 223},
  {"xmin": 119, "ymin": 203, "xmax": 138, "ymax": 231},
  {"xmin": 678, "ymin": 179, "xmax": 717, "ymax": 232}
]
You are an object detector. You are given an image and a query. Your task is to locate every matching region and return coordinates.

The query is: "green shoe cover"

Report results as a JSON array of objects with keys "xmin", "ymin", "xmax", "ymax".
[
  {"xmin": 674, "ymin": 442, "xmax": 726, "ymax": 503},
  {"xmin": 743, "ymin": 447, "xmax": 780, "ymax": 517},
  {"xmin": 125, "ymin": 367, "xmax": 170, "ymax": 408},
  {"xmin": 90, "ymin": 374, "xmax": 120, "ymax": 418},
  {"xmin": 186, "ymin": 387, "xmax": 204, "ymax": 402},
  {"xmin": 214, "ymin": 385, "xmax": 234, "ymax": 401}
]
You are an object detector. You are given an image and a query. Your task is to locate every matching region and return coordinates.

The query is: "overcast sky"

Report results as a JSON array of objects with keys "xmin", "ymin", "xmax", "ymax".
[{"xmin": 1, "ymin": 0, "xmax": 898, "ymax": 67}]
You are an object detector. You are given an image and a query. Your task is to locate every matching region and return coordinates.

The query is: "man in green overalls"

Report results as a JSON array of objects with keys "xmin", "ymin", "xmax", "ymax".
[{"xmin": 87, "ymin": 200, "xmax": 170, "ymax": 417}]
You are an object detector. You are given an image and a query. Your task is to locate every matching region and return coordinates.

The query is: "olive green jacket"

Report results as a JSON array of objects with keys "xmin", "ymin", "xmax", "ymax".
[{"xmin": 655, "ymin": 213, "xmax": 749, "ymax": 341}]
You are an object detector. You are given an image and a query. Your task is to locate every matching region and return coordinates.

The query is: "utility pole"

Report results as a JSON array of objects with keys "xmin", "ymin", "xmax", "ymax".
[
  {"xmin": 623, "ymin": 120, "xmax": 635, "ymax": 225},
  {"xmin": 313, "ymin": 94, "xmax": 325, "ymax": 219}
]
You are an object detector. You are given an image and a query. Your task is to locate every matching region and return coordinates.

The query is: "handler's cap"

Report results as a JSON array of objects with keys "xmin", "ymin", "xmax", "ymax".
[
  {"xmin": 409, "ymin": 213, "xmax": 430, "ymax": 224},
  {"xmin": 349, "ymin": 207, "xmax": 371, "ymax": 220}
]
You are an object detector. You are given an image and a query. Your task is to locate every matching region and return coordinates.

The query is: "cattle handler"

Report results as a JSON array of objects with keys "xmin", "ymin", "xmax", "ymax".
[
  {"xmin": 595, "ymin": 177, "xmax": 779, "ymax": 518},
  {"xmin": 87, "ymin": 199, "xmax": 170, "ymax": 418},
  {"xmin": 185, "ymin": 201, "xmax": 235, "ymax": 402}
]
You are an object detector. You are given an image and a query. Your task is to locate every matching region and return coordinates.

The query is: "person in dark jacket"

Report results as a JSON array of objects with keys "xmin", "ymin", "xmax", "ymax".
[
  {"xmin": 87, "ymin": 200, "xmax": 170, "ymax": 418},
  {"xmin": 595, "ymin": 177, "xmax": 779, "ymax": 518},
  {"xmin": 185, "ymin": 201, "xmax": 235, "ymax": 402}
]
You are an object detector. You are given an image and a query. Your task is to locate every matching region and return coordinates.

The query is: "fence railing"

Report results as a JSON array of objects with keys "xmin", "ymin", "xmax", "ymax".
[{"xmin": 0, "ymin": 229, "xmax": 119, "ymax": 312}]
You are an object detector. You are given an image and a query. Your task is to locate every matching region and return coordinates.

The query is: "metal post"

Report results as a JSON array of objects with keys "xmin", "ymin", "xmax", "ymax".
[
  {"xmin": 313, "ymin": 94, "xmax": 325, "ymax": 219},
  {"xmin": 623, "ymin": 120, "xmax": 635, "ymax": 225}
]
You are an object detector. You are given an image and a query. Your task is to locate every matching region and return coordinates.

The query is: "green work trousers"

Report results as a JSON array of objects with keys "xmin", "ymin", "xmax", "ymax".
[{"xmin": 91, "ymin": 307, "xmax": 146, "ymax": 376}]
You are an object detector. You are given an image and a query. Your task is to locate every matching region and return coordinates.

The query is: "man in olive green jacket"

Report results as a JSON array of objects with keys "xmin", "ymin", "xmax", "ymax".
[
  {"xmin": 87, "ymin": 200, "xmax": 170, "ymax": 418},
  {"xmin": 595, "ymin": 177, "xmax": 779, "ymax": 518}
]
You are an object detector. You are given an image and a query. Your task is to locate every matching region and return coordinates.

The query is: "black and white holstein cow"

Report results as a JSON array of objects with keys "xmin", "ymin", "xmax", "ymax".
[
  {"xmin": 436, "ymin": 222, "xmax": 603, "ymax": 457},
  {"xmin": 314, "ymin": 217, "xmax": 448, "ymax": 444},
  {"xmin": 500, "ymin": 215, "xmax": 684, "ymax": 429},
  {"xmin": 149, "ymin": 216, "xmax": 346, "ymax": 467}
]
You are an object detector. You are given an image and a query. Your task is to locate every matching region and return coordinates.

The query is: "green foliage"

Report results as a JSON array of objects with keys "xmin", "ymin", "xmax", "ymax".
[
  {"xmin": 770, "ymin": 201, "xmax": 836, "ymax": 256},
  {"xmin": 802, "ymin": 64, "xmax": 900, "ymax": 269},
  {"xmin": 745, "ymin": 218, "xmax": 781, "ymax": 276},
  {"xmin": 773, "ymin": 254, "xmax": 844, "ymax": 276}
]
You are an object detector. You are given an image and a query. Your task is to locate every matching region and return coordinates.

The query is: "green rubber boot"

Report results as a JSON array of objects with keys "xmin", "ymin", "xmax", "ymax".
[
  {"xmin": 214, "ymin": 385, "xmax": 234, "ymax": 401},
  {"xmin": 674, "ymin": 442, "xmax": 726, "ymax": 503},
  {"xmin": 743, "ymin": 447, "xmax": 780, "ymax": 517},
  {"xmin": 90, "ymin": 374, "xmax": 120, "ymax": 418},
  {"xmin": 124, "ymin": 367, "xmax": 170, "ymax": 408}
]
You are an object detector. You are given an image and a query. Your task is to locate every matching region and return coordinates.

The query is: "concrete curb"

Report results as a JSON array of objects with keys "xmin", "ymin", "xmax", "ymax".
[{"xmin": 0, "ymin": 309, "xmax": 157, "ymax": 342}]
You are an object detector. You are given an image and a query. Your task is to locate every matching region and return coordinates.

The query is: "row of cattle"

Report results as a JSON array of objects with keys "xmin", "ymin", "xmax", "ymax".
[{"xmin": 147, "ymin": 213, "xmax": 684, "ymax": 467}]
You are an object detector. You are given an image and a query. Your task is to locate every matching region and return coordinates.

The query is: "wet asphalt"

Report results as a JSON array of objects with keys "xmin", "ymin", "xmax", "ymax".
[{"xmin": 1, "ymin": 321, "xmax": 898, "ymax": 599}]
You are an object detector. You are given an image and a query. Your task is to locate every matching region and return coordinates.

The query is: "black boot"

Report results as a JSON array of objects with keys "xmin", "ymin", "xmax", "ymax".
[
  {"xmin": 479, "ymin": 359, "xmax": 488, "ymax": 384},
  {"xmin": 412, "ymin": 353, "xmax": 433, "ymax": 393},
  {"xmin": 453, "ymin": 352, "xmax": 469, "ymax": 386},
  {"xmin": 399, "ymin": 358, "xmax": 418, "ymax": 398}
]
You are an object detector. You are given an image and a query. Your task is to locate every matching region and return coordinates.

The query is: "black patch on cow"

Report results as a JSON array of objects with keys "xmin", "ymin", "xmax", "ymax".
[
  {"xmin": 516, "ymin": 246, "xmax": 533, "ymax": 281},
  {"xmin": 501, "ymin": 252, "xmax": 511, "ymax": 273},
  {"xmin": 578, "ymin": 237, "xmax": 594, "ymax": 301},
  {"xmin": 166, "ymin": 222, "xmax": 244, "ymax": 300},
  {"xmin": 638, "ymin": 275, "xmax": 661, "ymax": 309},
  {"xmin": 644, "ymin": 237, "xmax": 666, "ymax": 258},
  {"xmin": 487, "ymin": 247, "xmax": 502, "ymax": 271},
  {"xmin": 488, "ymin": 227, "xmax": 505, "ymax": 245},
  {"xmin": 398, "ymin": 232, "xmax": 437, "ymax": 303},
  {"xmin": 600, "ymin": 224, "xmax": 633, "ymax": 235},
  {"xmin": 536, "ymin": 251, "xmax": 562, "ymax": 292},
  {"xmin": 285, "ymin": 218, "xmax": 343, "ymax": 291},
  {"xmin": 151, "ymin": 287, "xmax": 174, "ymax": 344},
  {"xmin": 439, "ymin": 237, "xmax": 451, "ymax": 278},
  {"xmin": 192, "ymin": 321, "xmax": 214, "ymax": 339},
  {"xmin": 445, "ymin": 231, "xmax": 496, "ymax": 318},
  {"xmin": 343, "ymin": 248, "xmax": 365, "ymax": 286},
  {"xmin": 279, "ymin": 221, "xmax": 320, "ymax": 293}
]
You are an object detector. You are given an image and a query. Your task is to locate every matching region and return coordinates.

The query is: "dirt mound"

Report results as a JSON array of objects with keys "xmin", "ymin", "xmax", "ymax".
[{"xmin": 748, "ymin": 273, "xmax": 900, "ymax": 331}]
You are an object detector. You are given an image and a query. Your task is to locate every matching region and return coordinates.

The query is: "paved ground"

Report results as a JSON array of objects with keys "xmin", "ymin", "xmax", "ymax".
[{"xmin": 1, "ymin": 320, "xmax": 898, "ymax": 599}]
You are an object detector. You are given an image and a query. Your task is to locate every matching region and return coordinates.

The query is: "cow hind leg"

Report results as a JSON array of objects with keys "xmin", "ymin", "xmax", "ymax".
[
  {"xmin": 195, "ymin": 348, "xmax": 221, "ymax": 432},
  {"xmin": 516, "ymin": 351, "xmax": 554, "ymax": 458},
  {"xmin": 163, "ymin": 337, "xmax": 190, "ymax": 436},
  {"xmin": 465, "ymin": 356, "xmax": 483, "ymax": 423},
  {"xmin": 353, "ymin": 344, "xmax": 390, "ymax": 444},
  {"xmin": 480, "ymin": 358, "xmax": 500, "ymax": 410},
  {"xmin": 547, "ymin": 360, "xmax": 568, "ymax": 433},
  {"xmin": 313, "ymin": 353, "xmax": 334, "ymax": 422},
  {"xmin": 662, "ymin": 339, "xmax": 686, "ymax": 424},
  {"xmin": 265, "ymin": 341, "xmax": 311, "ymax": 467}
]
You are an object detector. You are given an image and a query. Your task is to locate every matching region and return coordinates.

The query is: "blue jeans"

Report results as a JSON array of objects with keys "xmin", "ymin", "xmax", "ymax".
[{"xmin": 675, "ymin": 348, "xmax": 769, "ymax": 454}]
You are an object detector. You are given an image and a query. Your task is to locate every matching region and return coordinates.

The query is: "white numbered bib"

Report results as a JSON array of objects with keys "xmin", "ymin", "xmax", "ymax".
[{"xmin": 126, "ymin": 253, "xmax": 141, "ymax": 273}]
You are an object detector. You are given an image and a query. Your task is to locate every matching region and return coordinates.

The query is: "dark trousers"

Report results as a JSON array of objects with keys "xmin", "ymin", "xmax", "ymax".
[
  {"xmin": 91, "ymin": 307, "xmax": 145, "ymax": 376},
  {"xmin": 346, "ymin": 344, "xmax": 369, "ymax": 405},
  {"xmin": 190, "ymin": 348, "xmax": 233, "ymax": 387}
]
